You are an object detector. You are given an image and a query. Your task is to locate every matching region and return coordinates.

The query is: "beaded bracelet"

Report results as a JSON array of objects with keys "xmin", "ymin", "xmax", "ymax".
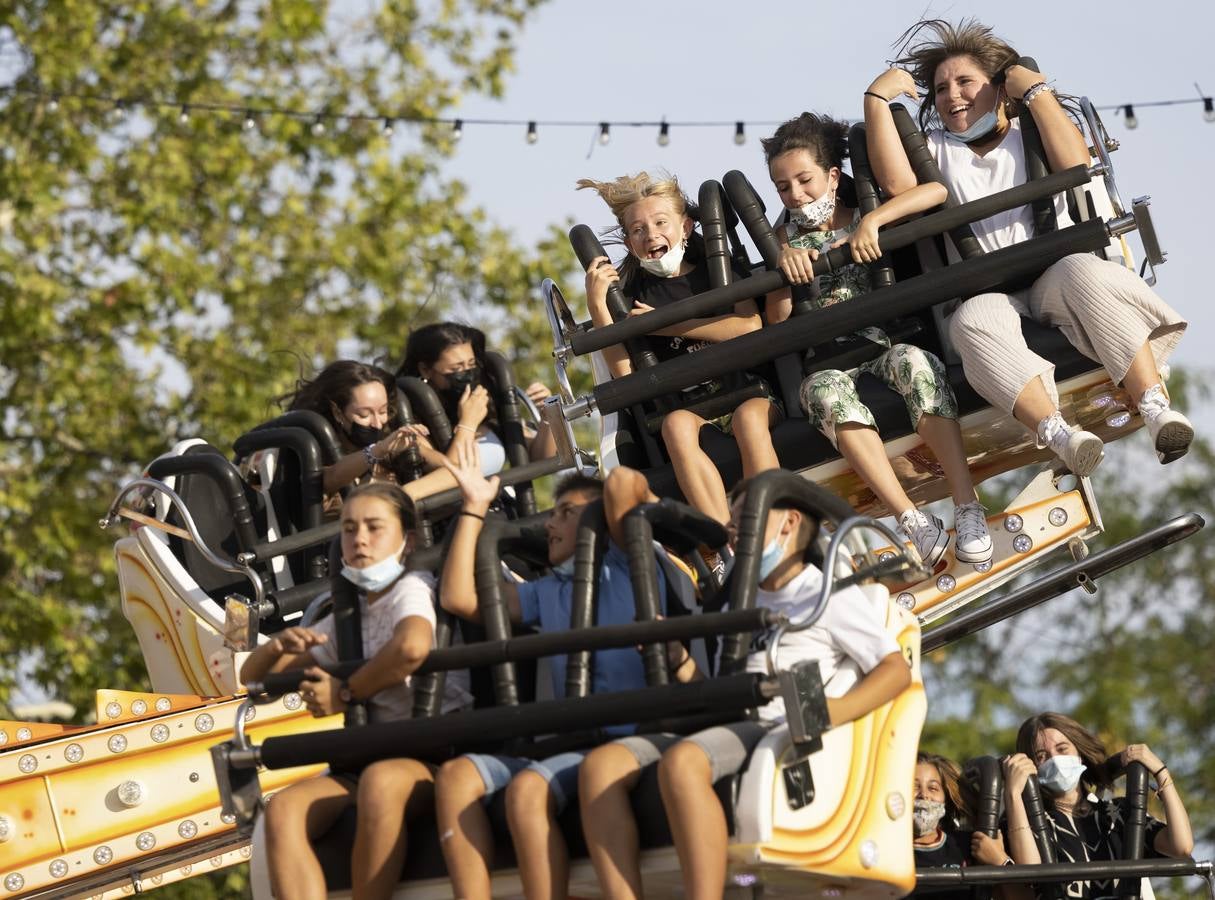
[
  {"xmin": 362, "ymin": 444, "xmax": 381, "ymax": 471},
  {"xmin": 1022, "ymin": 82, "xmax": 1055, "ymax": 105}
]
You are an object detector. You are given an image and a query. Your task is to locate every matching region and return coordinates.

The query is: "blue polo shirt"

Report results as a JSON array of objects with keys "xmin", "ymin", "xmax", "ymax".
[{"xmin": 516, "ymin": 542, "xmax": 667, "ymax": 733}]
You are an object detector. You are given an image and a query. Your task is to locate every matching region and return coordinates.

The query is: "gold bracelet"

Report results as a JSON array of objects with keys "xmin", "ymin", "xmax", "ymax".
[
  {"xmin": 1155, "ymin": 779, "xmax": 1174, "ymax": 796},
  {"xmin": 455, "ymin": 423, "xmax": 477, "ymax": 434}
]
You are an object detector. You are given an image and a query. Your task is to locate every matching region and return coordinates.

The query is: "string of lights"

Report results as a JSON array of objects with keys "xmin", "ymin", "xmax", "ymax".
[{"xmin": 6, "ymin": 83, "xmax": 1213, "ymax": 145}]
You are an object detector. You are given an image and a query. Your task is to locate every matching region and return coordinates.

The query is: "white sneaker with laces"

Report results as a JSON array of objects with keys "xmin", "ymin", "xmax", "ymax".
[
  {"xmin": 953, "ymin": 501, "xmax": 993, "ymax": 565},
  {"xmin": 1139, "ymin": 384, "xmax": 1193, "ymax": 464},
  {"xmin": 898, "ymin": 508, "xmax": 949, "ymax": 568},
  {"xmin": 1038, "ymin": 412, "xmax": 1104, "ymax": 477}
]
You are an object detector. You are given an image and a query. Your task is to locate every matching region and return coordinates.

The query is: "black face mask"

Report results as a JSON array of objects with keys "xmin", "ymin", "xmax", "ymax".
[
  {"xmin": 345, "ymin": 421, "xmax": 390, "ymax": 447},
  {"xmin": 440, "ymin": 366, "xmax": 482, "ymax": 399}
]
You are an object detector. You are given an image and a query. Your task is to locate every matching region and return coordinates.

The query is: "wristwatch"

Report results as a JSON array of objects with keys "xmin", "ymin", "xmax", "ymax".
[{"xmin": 337, "ymin": 681, "xmax": 354, "ymax": 705}]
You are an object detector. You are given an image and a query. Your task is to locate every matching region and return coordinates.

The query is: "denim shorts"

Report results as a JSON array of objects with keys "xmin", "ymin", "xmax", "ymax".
[
  {"xmin": 610, "ymin": 732, "xmax": 680, "ymax": 767},
  {"xmin": 681, "ymin": 720, "xmax": 774, "ymax": 782},
  {"xmin": 465, "ymin": 751, "xmax": 586, "ymax": 814}
]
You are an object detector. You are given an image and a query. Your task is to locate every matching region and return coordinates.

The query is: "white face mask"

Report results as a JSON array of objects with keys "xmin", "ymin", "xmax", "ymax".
[
  {"xmin": 1037, "ymin": 754, "xmax": 1086, "ymax": 795},
  {"xmin": 341, "ymin": 539, "xmax": 408, "ymax": 593},
  {"xmin": 789, "ymin": 185, "xmax": 837, "ymax": 230},
  {"xmin": 551, "ymin": 555, "xmax": 576, "ymax": 576},
  {"xmin": 637, "ymin": 238, "xmax": 687, "ymax": 278},
  {"xmin": 913, "ymin": 798, "xmax": 947, "ymax": 837}
]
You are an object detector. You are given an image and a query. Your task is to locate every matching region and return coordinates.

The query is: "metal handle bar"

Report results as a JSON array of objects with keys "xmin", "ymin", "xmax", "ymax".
[
  {"xmin": 1079, "ymin": 96, "xmax": 1125, "ymax": 218},
  {"xmin": 542, "ymin": 277, "xmax": 578, "ymax": 405},
  {"xmin": 767, "ymin": 515, "xmax": 923, "ymax": 676},
  {"xmin": 101, "ymin": 477, "xmax": 265, "ymax": 607}
]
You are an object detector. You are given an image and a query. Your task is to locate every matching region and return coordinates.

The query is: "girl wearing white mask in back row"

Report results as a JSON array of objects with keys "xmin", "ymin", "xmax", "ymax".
[{"xmin": 1003, "ymin": 712, "xmax": 1193, "ymax": 900}]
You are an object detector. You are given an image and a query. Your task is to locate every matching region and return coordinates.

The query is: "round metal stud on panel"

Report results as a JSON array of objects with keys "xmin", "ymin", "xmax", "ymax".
[
  {"xmin": 178, "ymin": 820, "xmax": 198, "ymax": 839},
  {"xmin": 1013, "ymin": 534, "xmax": 1034, "ymax": 554},
  {"xmin": 0, "ymin": 731, "xmax": 7, "ymax": 745},
  {"xmin": 64, "ymin": 743, "xmax": 84, "ymax": 763},
  {"xmin": 896, "ymin": 592, "xmax": 916, "ymax": 609},
  {"xmin": 108, "ymin": 734, "xmax": 128, "ymax": 754},
  {"xmin": 240, "ymin": 846, "xmax": 251, "ymax": 859},
  {"xmin": 93, "ymin": 845, "xmax": 113, "ymax": 865},
  {"xmin": 283, "ymin": 692, "xmax": 303, "ymax": 711},
  {"xmin": 244, "ymin": 705, "xmax": 256, "ymax": 722},
  {"xmin": 1003, "ymin": 514, "xmax": 1023, "ymax": 533},
  {"xmin": 885, "ymin": 792, "xmax": 905, "ymax": 819},
  {"xmin": 878, "ymin": 551, "xmax": 896, "ymax": 563},
  {"xmin": 17, "ymin": 754, "xmax": 36, "ymax": 774},
  {"xmin": 1048, "ymin": 507, "xmax": 1069, "ymax": 527},
  {"xmin": 194, "ymin": 713, "xmax": 214, "ymax": 733},
  {"xmin": 859, "ymin": 839, "xmax": 879, "ymax": 869},
  {"xmin": 105, "ymin": 702, "xmax": 123, "ymax": 719},
  {"xmin": 209, "ymin": 855, "xmax": 223, "ymax": 868},
  {"xmin": 15, "ymin": 727, "xmax": 31, "ymax": 742},
  {"xmin": 116, "ymin": 781, "xmax": 144, "ymax": 808},
  {"xmin": 974, "ymin": 559, "xmax": 993, "ymax": 573},
  {"xmin": 150, "ymin": 724, "xmax": 170, "ymax": 743},
  {"xmin": 155, "ymin": 697, "xmax": 171, "ymax": 712},
  {"xmin": 48, "ymin": 859, "xmax": 68, "ymax": 879},
  {"xmin": 180, "ymin": 864, "xmax": 192, "ymax": 876},
  {"xmin": 4, "ymin": 873, "xmax": 24, "ymax": 892},
  {"xmin": 0, "ymin": 816, "xmax": 11, "ymax": 842},
  {"xmin": 131, "ymin": 699, "xmax": 147, "ymax": 716},
  {"xmin": 221, "ymin": 812, "xmax": 236, "ymax": 824},
  {"xmin": 936, "ymin": 574, "xmax": 957, "ymax": 593},
  {"xmin": 136, "ymin": 832, "xmax": 156, "ymax": 851}
]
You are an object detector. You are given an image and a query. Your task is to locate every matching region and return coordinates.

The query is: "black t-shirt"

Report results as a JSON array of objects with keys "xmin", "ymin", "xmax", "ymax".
[
  {"xmin": 913, "ymin": 830, "xmax": 976, "ymax": 899},
  {"xmin": 1033, "ymin": 797, "xmax": 1165, "ymax": 900}
]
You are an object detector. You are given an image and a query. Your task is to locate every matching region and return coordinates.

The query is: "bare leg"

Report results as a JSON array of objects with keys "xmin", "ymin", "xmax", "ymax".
[
  {"xmin": 1011, "ymin": 376, "xmax": 1060, "ymax": 432},
  {"xmin": 506, "ymin": 771, "xmax": 570, "ymax": 900},
  {"xmin": 915, "ymin": 415, "xmax": 978, "ymax": 507},
  {"xmin": 658, "ymin": 742, "xmax": 727, "ymax": 900},
  {"xmin": 435, "ymin": 758, "xmax": 496, "ymax": 900},
  {"xmin": 352, "ymin": 758, "xmax": 435, "ymax": 900},
  {"xmin": 732, "ymin": 397, "xmax": 781, "ymax": 476},
  {"xmin": 661, "ymin": 410, "xmax": 729, "ymax": 525},
  {"xmin": 1120, "ymin": 341, "xmax": 1164, "ymax": 401},
  {"xmin": 264, "ymin": 775, "xmax": 355, "ymax": 900},
  {"xmin": 835, "ymin": 423, "xmax": 916, "ymax": 516},
  {"xmin": 604, "ymin": 466, "xmax": 659, "ymax": 548},
  {"xmin": 580, "ymin": 744, "xmax": 647, "ymax": 900}
]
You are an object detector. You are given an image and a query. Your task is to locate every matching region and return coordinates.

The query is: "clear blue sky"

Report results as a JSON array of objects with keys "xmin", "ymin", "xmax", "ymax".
[{"xmin": 440, "ymin": 0, "xmax": 1215, "ymax": 384}]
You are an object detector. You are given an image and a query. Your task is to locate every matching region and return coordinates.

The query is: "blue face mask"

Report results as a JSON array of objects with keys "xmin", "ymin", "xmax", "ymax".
[
  {"xmin": 1037, "ymin": 754, "xmax": 1086, "ymax": 794},
  {"xmin": 944, "ymin": 105, "xmax": 1001, "ymax": 144},
  {"xmin": 757, "ymin": 517, "xmax": 792, "ymax": 582},
  {"xmin": 341, "ymin": 540, "xmax": 408, "ymax": 593}
]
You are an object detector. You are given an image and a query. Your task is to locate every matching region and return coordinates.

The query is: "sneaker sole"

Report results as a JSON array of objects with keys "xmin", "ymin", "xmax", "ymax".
[
  {"xmin": 954, "ymin": 541, "xmax": 994, "ymax": 565},
  {"xmin": 921, "ymin": 529, "xmax": 951, "ymax": 568},
  {"xmin": 1069, "ymin": 437, "xmax": 1105, "ymax": 478},
  {"xmin": 1155, "ymin": 421, "xmax": 1194, "ymax": 464}
]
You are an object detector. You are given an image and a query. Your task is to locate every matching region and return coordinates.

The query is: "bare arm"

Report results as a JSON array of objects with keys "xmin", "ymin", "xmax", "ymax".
[
  {"xmin": 238, "ymin": 626, "xmax": 327, "ymax": 684},
  {"xmin": 1001, "ymin": 754, "xmax": 1043, "ymax": 865},
  {"xmin": 345, "ymin": 614, "xmax": 433, "ymax": 699},
  {"xmin": 1004, "ymin": 65, "xmax": 1089, "ymax": 172},
  {"xmin": 864, "ymin": 69, "xmax": 922, "ymax": 197},
  {"xmin": 438, "ymin": 441, "xmax": 520, "ymax": 623},
  {"xmin": 1118, "ymin": 745, "xmax": 1195, "ymax": 858},
  {"xmin": 825, "ymin": 651, "xmax": 910, "ymax": 726},
  {"xmin": 584, "ymin": 256, "xmax": 635, "ymax": 379}
]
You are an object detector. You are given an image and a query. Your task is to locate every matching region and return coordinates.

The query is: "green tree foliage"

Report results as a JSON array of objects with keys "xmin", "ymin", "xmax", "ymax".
[
  {"xmin": 921, "ymin": 376, "xmax": 1215, "ymax": 898},
  {"xmin": 0, "ymin": 0, "xmax": 582, "ymax": 719}
]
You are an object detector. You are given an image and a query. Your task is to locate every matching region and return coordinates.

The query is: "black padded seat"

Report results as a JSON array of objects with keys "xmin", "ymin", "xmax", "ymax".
[{"xmin": 640, "ymin": 318, "xmax": 1099, "ymax": 501}]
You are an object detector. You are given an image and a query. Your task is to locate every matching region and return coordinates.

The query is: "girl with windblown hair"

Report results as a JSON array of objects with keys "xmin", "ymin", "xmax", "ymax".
[{"xmin": 577, "ymin": 171, "xmax": 781, "ymax": 530}]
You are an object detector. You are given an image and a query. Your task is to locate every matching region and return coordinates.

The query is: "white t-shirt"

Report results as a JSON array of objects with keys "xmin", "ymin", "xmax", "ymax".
[
  {"xmin": 745, "ymin": 563, "xmax": 900, "ymax": 723},
  {"xmin": 311, "ymin": 571, "xmax": 473, "ymax": 722},
  {"xmin": 927, "ymin": 118, "xmax": 1071, "ymax": 259}
]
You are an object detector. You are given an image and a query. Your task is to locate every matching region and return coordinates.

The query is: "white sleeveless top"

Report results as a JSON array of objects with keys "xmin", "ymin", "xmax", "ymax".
[{"xmin": 926, "ymin": 118, "xmax": 1071, "ymax": 260}]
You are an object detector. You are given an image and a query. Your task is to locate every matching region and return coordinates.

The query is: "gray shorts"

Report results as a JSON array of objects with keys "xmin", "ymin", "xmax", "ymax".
[
  {"xmin": 611, "ymin": 732, "xmax": 680, "ymax": 767},
  {"xmin": 681, "ymin": 720, "xmax": 775, "ymax": 782}
]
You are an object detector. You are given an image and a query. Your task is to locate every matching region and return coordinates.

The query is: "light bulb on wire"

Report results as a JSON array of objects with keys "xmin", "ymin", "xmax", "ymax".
[
  {"xmin": 452, "ymin": 118, "xmax": 463, "ymax": 140},
  {"xmin": 734, "ymin": 121, "xmax": 746, "ymax": 145},
  {"xmin": 598, "ymin": 122, "xmax": 610, "ymax": 145},
  {"xmin": 311, "ymin": 115, "xmax": 327, "ymax": 136},
  {"xmin": 526, "ymin": 121, "xmax": 538, "ymax": 144},
  {"xmin": 657, "ymin": 121, "xmax": 670, "ymax": 147},
  {"xmin": 1123, "ymin": 104, "xmax": 1138, "ymax": 129},
  {"xmin": 179, "ymin": 106, "xmax": 191, "ymax": 125},
  {"xmin": 381, "ymin": 117, "xmax": 394, "ymax": 136},
  {"xmin": 46, "ymin": 95, "xmax": 59, "ymax": 114},
  {"xmin": 1204, "ymin": 97, "xmax": 1214, "ymax": 123}
]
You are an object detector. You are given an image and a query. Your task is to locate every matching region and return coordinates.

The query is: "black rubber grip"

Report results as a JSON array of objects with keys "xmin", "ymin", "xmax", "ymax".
[
  {"xmin": 698, "ymin": 180, "xmax": 734, "ymax": 289},
  {"xmin": 147, "ymin": 449, "xmax": 260, "ymax": 553}
]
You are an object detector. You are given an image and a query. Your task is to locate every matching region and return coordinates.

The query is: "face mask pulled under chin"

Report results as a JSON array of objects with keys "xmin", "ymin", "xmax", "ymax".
[
  {"xmin": 637, "ymin": 239, "xmax": 687, "ymax": 278},
  {"xmin": 944, "ymin": 103, "xmax": 1001, "ymax": 144},
  {"xmin": 341, "ymin": 539, "xmax": 409, "ymax": 593},
  {"xmin": 757, "ymin": 515, "xmax": 793, "ymax": 582},
  {"xmin": 789, "ymin": 186, "xmax": 837, "ymax": 231}
]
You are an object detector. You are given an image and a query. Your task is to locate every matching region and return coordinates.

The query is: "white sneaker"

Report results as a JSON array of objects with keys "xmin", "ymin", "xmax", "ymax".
[
  {"xmin": 898, "ymin": 509, "xmax": 949, "ymax": 568},
  {"xmin": 953, "ymin": 501, "xmax": 993, "ymax": 565},
  {"xmin": 1139, "ymin": 384, "xmax": 1193, "ymax": 464},
  {"xmin": 1038, "ymin": 412, "xmax": 1104, "ymax": 477}
]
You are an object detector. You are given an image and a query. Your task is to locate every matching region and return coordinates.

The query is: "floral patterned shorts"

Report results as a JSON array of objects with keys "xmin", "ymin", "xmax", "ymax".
[{"xmin": 799, "ymin": 343, "xmax": 958, "ymax": 447}]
